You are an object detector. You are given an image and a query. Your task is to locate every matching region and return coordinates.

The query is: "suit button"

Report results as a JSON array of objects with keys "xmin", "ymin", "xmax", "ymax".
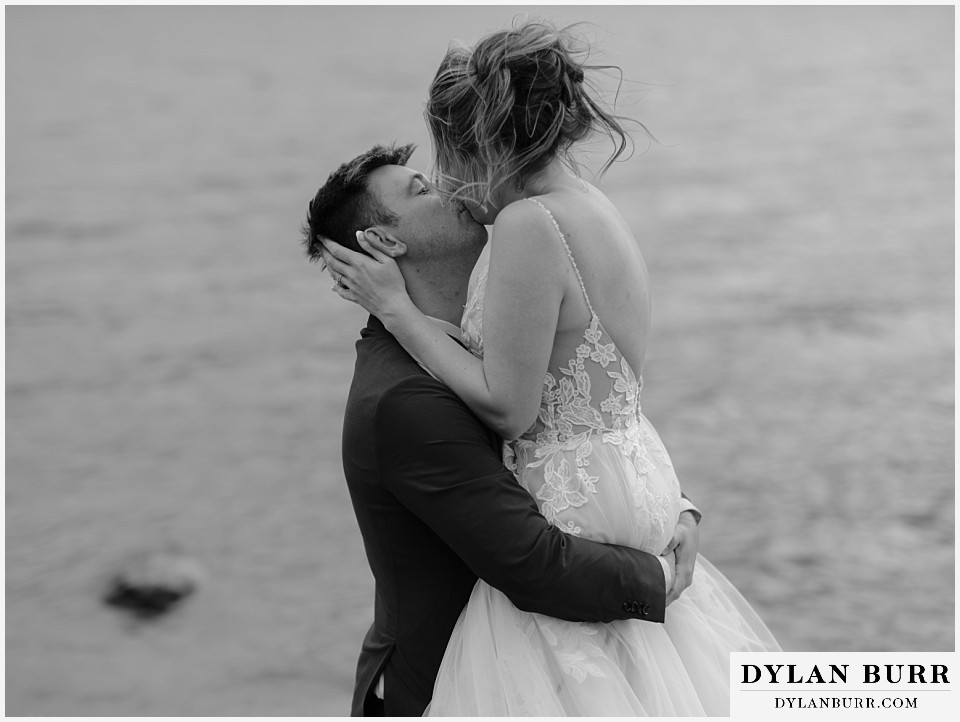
[
  {"xmin": 641, "ymin": 603, "xmax": 651, "ymax": 616},
  {"xmin": 622, "ymin": 601, "xmax": 632, "ymax": 612},
  {"xmin": 630, "ymin": 602, "xmax": 641, "ymax": 613}
]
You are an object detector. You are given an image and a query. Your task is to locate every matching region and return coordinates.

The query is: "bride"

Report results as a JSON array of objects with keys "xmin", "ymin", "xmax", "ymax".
[{"xmin": 321, "ymin": 19, "xmax": 780, "ymax": 716}]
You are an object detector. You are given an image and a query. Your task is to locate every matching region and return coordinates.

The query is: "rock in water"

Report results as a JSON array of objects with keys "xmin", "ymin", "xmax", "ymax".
[{"xmin": 103, "ymin": 549, "xmax": 204, "ymax": 619}]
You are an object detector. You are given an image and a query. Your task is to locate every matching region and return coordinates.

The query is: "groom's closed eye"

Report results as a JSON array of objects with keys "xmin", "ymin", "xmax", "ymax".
[{"xmin": 409, "ymin": 173, "xmax": 431, "ymax": 196}]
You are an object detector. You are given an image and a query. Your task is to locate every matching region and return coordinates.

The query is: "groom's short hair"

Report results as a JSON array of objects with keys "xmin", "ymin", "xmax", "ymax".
[{"xmin": 302, "ymin": 143, "xmax": 416, "ymax": 261}]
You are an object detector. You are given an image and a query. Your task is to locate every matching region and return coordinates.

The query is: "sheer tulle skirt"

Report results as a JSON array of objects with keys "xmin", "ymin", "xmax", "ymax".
[{"xmin": 425, "ymin": 556, "xmax": 780, "ymax": 716}]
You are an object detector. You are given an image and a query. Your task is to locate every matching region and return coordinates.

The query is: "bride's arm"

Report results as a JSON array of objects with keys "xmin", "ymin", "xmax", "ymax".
[{"xmin": 322, "ymin": 202, "xmax": 566, "ymax": 439}]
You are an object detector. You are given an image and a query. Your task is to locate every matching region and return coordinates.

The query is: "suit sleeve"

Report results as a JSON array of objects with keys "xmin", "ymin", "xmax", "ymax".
[{"xmin": 374, "ymin": 376, "xmax": 666, "ymax": 623}]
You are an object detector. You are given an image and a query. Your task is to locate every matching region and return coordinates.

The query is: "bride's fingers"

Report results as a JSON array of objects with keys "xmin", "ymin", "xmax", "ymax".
[
  {"xmin": 331, "ymin": 282, "xmax": 360, "ymax": 303},
  {"xmin": 669, "ymin": 559, "xmax": 694, "ymax": 604},
  {"xmin": 319, "ymin": 247, "xmax": 335, "ymax": 270},
  {"xmin": 320, "ymin": 251, "xmax": 351, "ymax": 280},
  {"xmin": 663, "ymin": 534, "xmax": 680, "ymax": 555},
  {"xmin": 320, "ymin": 237, "xmax": 363, "ymax": 266},
  {"xmin": 317, "ymin": 238, "xmax": 349, "ymax": 270}
]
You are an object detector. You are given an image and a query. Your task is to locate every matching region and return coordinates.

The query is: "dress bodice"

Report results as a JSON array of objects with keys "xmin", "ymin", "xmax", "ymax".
[
  {"xmin": 461, "ymin": 201, "xmax": 645, "ymax": 437},
  {"xmin": 460, "ymin": 199, "xmax": 681, "ymax": 553}
]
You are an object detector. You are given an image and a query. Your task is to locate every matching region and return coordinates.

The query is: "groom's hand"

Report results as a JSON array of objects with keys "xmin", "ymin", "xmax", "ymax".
[{"xmin": 664, "ymin": 510, "xmax": 700, "ymax": 606}]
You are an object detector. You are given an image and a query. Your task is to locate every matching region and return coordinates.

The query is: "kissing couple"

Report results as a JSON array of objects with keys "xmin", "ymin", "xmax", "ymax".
[{"xmin": 304, "ymin": 19, "xmax": 780, "ymax": 717}]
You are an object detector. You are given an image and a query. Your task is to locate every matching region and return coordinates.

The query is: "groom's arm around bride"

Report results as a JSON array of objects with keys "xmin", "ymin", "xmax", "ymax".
[
  {"xmin": 378, "ymin": 373, "xmax": 669, "ymax": 621},
  {"xmin": 344, "ymin": 317, "xmax": 687, "ymax": 715}
]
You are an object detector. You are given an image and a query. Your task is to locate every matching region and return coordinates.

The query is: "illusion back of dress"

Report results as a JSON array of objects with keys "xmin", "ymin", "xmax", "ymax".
[{"xmin": 461, "ymin": 198, "xmax": 682, "ymax": 555}]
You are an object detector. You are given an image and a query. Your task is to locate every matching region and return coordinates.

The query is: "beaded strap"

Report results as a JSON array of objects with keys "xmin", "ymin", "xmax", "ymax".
[{"xmin": 526, "ymin": 198, "xmax": 598, "ymax": 319}]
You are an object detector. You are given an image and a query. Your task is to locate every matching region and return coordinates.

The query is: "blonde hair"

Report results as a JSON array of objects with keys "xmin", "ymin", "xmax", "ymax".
[{"xmin": 425, "ymin": 19, "xmax": 635, "ymax": 207}]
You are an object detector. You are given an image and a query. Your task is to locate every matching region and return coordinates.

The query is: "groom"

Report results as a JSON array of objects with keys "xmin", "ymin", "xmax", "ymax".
[{"xmin": 304, "ymin": 143, "xmax": 701, "ymax": 716}]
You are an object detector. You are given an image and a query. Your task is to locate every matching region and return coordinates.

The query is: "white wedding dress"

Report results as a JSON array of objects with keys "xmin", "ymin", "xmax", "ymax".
[{"xmin": 425, "ymin": 199, "xmax": 781, "ymax": 716}]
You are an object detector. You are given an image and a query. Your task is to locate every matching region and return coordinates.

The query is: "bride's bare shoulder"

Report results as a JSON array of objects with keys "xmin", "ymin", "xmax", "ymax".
[
  {"xmin": 489, "ymin": 199, "xmax": 566, "ymax": 258},
  {"xmin": 492, "ymin": 197, "xmax": 554, "ymax": 232}
]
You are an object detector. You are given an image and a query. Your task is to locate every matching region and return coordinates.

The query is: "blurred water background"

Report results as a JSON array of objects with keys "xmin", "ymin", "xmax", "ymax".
[{"xmin": 5, "ymin": 5, "xmax": 954, "ymax": 716}]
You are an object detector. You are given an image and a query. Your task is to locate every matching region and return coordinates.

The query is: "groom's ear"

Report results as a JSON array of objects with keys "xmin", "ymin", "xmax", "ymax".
[{"xmin": 361, "ymin": 228, "xmax": 407, "ymax": 258}]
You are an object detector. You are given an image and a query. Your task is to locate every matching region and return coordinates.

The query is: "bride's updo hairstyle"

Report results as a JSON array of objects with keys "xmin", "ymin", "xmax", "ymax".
[{"xmin": 426, "ymin": 19, "xmax": 631, "ymax": 207}]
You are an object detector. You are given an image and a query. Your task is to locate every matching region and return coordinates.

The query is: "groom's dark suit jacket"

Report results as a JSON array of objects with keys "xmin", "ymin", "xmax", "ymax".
[{"xmin": 343, "ymin": 316, "xmax": 667, "ymax": 716}]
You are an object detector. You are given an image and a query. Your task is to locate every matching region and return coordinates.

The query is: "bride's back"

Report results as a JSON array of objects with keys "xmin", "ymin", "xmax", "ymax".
[{"xmin": 536, "ymin": 185, "xmax": 651, "ymax": 381}]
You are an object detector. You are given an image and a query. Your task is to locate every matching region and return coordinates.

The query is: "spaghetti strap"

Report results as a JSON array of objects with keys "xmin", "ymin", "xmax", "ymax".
[{"xmin": 525, "ymin": 198, "xmax": 597, "ymax": 318}]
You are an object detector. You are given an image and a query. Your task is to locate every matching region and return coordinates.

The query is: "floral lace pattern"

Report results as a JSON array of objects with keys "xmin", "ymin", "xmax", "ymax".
[
  {"xmin": 521, "ymin": 313, "xmax": 675, "ymax": 542},
  {"xmin": 536, "ymin": 619, "xmax": 606, "ymax": 683}
]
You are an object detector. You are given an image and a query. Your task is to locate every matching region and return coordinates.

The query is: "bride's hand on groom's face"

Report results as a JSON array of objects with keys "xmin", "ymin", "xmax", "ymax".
[
  {"xmin": 664, "ymin": 510, "xmax": 700, "ymax": 606},
  {"xmin": 319, "ymin": 233, "xmax": 413, "ymax": 320}
]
